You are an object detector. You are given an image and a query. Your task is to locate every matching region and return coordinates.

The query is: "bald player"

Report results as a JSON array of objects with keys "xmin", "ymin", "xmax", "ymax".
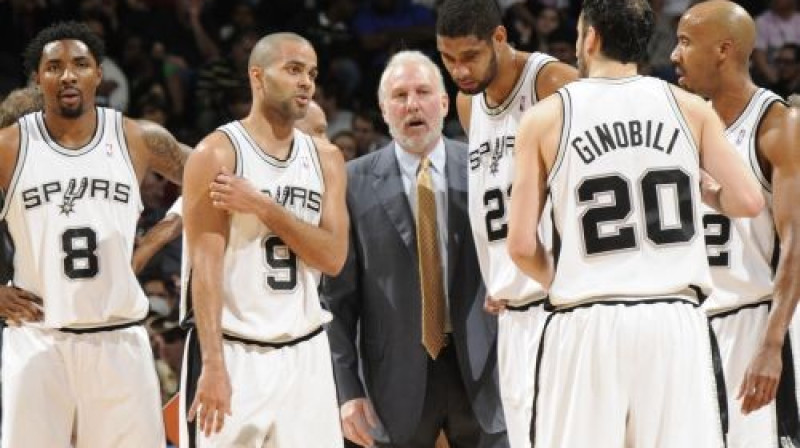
[
  {"xmin": 295, "ymin": 99, "xmax": 328, "ymax": 138},
  {"xmin": 180, "ymin": 32, "xmax": 347, "ymax": 447},
  {"xmin": 673, "ymin": 1, "xmax": 800, "ymax": 445}
]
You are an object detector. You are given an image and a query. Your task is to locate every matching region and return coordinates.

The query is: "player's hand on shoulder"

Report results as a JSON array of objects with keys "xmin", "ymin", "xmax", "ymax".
[
  {"xmin": 0, "ymin": 285, "xmax": 43, "ymax": 325},
  {"xmin": 208, "ymin": 166, "xmax": 266, "ymax": 215}
]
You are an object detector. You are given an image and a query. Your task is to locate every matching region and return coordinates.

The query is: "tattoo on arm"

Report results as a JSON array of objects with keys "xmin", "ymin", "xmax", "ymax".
[{"xmin": 141, "ymin": 123, "xmax": 190, "ymax": 185}]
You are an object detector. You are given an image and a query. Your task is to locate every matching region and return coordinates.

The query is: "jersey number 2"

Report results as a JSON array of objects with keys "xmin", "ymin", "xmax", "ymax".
[
  {"xmin": 484, "ymin": 185, "xmax": 512, "ymax": 242},
  {"xmin": 578, "ymin": 169, "xmax": 695, "ymax": 255},
  {"xmin": 62, "ymin": 227, "xmax": 99, "ymax": 279},
  {"xmin": 263, "ymin": 235, "xmax": 297, "ymax": 291}
]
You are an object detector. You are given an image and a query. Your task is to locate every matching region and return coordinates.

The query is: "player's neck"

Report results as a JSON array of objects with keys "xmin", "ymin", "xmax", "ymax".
[
  {"xmin": 587, "ymin": 60, "xmax": 638, "ymax": 79},
  {"xmin": 41, "ymin": 106, "xmax": 98, "ymax": 150},
  {"xmin": 240, "ymin": 112, "xmax": 295, "ymax": 160},
  {"xmin": 708, "ymin": 75, "xmax": 758, "ymax": 128},
  {"xmin": 484, "ymin": 46, "xmax": 528, "ymax": 108}
]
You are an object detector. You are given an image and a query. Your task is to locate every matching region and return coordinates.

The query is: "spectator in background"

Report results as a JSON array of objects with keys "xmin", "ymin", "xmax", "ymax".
[
  {"xmin": 83, "ymin": 11, "xmax": 129, "ymax": 111},
  {"xmin": 331, "ymin": 130, "xmax": 358, "ymax": 161},
  {"xmin": 352, "ymin": 108, "xmax": 390, "ymax": 156},
  {"xmin": 754, "ymin": 0, "xmax": 800, "ymax": 84},
  {"xmin": 772, "ymin": 43, "xmax": 800, "ymax": 98},
  {"xmin": 647, "ymin": 0, "xmax": 679, "ymax": 81},
  {"xmin": 316, "ymin": 79, "xmax": 355, "ymax": 138},
  {"xmin": 547, "ymin": 25, "xmax": 578, "ymax": 66},
  {"xmin": 352, "ymin": 0, "xmax": 436, "ymax": 102},
  {"xmin": 293, "ymin": 0, "xmax": 362, "ymax": 99},
  {"xmin": 194, "ymin": 28, "xmax": 259, "ymax": 133}
]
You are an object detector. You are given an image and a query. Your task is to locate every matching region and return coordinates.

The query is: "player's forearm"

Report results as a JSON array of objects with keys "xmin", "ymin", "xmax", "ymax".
[
  {"xmin": 132, "ymin": 216, "xmax": 183, "ymax": 273},
  {"xmin": 191, "ymin": 260, "xmax": 227, "ymax": 368},
  {"xmin": 509, "ymin": 238, "xmax": 553, "ymax": 290},
  {"xmin": 256, "ymin": 204, "xmax": 346, "ymax": 276},
  {"xmin": 763, "ymin": 240, "xmax": 800, "ymax": 349}
]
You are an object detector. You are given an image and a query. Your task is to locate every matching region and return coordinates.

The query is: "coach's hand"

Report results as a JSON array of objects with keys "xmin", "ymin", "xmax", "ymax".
[
  {"xmin": 341, "ymin": 398, "xmax": 378, "ymax": 447},
  {"xmin": 738, "ymin": 345, "xmax": 781, "ymax": 414},
  {"xmin": 484, "ymin": 295, "xmax": 507, "ymax": 315},
  {"xmin": 188, "ymin": 365, "xmax": 232, "ymax": 437},
  {"xmin": 0, "ymin": 286, "xmax": 43, "ymax": 324}
]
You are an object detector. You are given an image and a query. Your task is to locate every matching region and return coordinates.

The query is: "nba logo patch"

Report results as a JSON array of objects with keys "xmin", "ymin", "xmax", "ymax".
[
  {"xmin": 735, "ymin": 129, "xmax": 746, "ymax": 145},
  {"xmin": 519, "ymin": 96, "xmax": 526, "ymax": 112},
  {"xmin": 105, "ymin": 143, "xmax": 113, "ymax": 156}
]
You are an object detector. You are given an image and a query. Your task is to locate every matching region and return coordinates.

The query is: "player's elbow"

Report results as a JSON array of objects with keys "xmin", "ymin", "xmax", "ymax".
[
  {"xmin": 726, "ymin": 190, "xmax": 764, "ymax": 218},
  {"xmin": 319, "ymin": 249, "xmax": 347, "ymax": 277},
  {"xmin": 507, "ymin": 236, "xmax": 536, "ymax": 268}
]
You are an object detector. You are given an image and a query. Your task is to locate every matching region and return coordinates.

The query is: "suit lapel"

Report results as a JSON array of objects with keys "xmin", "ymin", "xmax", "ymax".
[
  {"xmin": 372, "ymin": 146, "xmax": 417, "ymax": 257},
  {"xmin": 445, "ymin": 139, "xmax": 469, "ymax": 291}
]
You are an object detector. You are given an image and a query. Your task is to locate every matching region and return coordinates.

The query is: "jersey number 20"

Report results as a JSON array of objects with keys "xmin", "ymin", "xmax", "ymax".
[{"xmin": 578, "ymin": 169, "xmax": 695, "ymax": 255}]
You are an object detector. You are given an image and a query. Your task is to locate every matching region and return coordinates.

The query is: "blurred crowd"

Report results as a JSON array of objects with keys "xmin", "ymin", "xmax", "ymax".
[{"xmin": 0, "ymin": 0, "xmax": 798, "ymax": 404}]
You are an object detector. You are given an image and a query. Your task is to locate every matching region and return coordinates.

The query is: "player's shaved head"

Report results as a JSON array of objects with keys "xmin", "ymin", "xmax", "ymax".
[
  {"xmin": 682, "ymin": 0, "xmax": 755, "ymax": 65},
  {"xmin": 248, "ymin": 32, "xmax": 312, "ymax": 68},
  {"xmin": 295, "ymin": 99, "xmax": 328, "ymax": 138}
]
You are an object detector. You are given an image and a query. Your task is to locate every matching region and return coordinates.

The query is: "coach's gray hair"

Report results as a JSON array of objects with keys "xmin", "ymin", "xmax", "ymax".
[{"xmin": 378, "ymin": 50, "xmax": 446, "ymax": 104}]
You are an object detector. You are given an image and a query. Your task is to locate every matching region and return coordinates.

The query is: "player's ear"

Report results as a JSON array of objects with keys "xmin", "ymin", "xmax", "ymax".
[
  {"xmin": 717, "ymin": 39, "xmax": 733, "ymax": 62},
  {"xmin": 492, "ymin": 25, "xmax": 507, "ymax": 46}
]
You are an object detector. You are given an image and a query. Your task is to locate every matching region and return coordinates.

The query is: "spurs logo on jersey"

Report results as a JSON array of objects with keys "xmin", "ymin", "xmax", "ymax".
[
  {"xmin": 22, "ymin": 177, "xmax": 131, "ymax": 215},
  {"xmin": 181, "ymin": 123, "xmax": 330, "ymax": 343},
  {"xmin": 547, "ymin": 76, "xmax": 712, "ymax": 306},
  {"xmin": 0, "ymin": 107, "xmax": 147, "ymax": 328},
  {"xmin": 467, "ymin": 52, "xmax": 555, "ymax": 305},
  {"xmin": 702, "ymin": 89, "xmax": 782, "ymax": 314}
]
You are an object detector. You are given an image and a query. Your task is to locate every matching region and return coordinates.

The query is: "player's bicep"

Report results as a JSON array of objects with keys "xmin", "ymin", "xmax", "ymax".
[
  {"xmin": 183, "ymin": 136, "xmax": 233, "ymax": 264},
  {"xmin": 767, "ymin": 108, "xmax": 800, "ymax": 242},
  {"xmin": 139, "ymin": 121, "xmax": 190, "ymax": 185}
]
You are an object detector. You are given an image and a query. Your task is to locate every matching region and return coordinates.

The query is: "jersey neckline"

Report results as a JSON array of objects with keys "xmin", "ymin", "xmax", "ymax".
[{"xmin": 35, "ymin": 107, "xmax": 105, "ymax": 157}]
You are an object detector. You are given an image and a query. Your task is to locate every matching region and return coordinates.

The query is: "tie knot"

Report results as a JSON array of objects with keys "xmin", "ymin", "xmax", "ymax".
[{"xmin": 418, "ymin": 157, "xmax": 431, "ymax": 177}]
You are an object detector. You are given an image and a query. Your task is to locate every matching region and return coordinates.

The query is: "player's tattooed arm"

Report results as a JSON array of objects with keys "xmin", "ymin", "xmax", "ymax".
[
  {"xmin": 138, "ymin": 120, "xmax": 191, "ymax": 185},
  {"xmin": 124, "ymin": 118, "xmax": 190, "ymax": 186}
]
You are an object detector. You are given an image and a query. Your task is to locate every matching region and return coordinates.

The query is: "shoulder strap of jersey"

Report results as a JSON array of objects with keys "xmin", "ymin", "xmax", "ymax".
[
  {"xmin": 0, "ymin": 115, "xmax": 31, "ymax": 220},
  {"xmin": 748, "ymin": 89, "xmax": 786, "ymax": 192}
]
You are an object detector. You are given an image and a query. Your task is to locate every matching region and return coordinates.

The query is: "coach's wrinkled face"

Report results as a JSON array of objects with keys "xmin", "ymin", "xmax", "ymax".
[
  {"xmin": 379, "ymin": 62, "xmax": 448, "ymax": 156},
  {"xmin": 36, "ymin": 39, "xmax": 102, "ymax": 119}
]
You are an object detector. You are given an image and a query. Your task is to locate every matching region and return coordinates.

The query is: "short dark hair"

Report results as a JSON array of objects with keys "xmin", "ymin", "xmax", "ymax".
[
  {"xmin": 581, "ymin": 0, "xmax": 653, "ymax": 64},
  {"xmin": 23, "ymin": 21, "xmax": 105, "ymax": 77},
  {"xmin": 436, "ymin": 0, "xmax": 503, "ymax": 41}
]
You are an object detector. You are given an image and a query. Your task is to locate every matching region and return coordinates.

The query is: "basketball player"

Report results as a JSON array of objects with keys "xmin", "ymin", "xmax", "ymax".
[
  {"xmin": 672, "ymin": 1, "xmax": 800, "ymax": 445},
  {"xmin": 436, "ymin": 1, "xmax": 576, "ymax": 445},
  {"xmin": 180, "ymin": 32, "xmax": 347, "ymax": 447},
  {"xmin": 508, "ymin": 0, "xmax": 765, "ymax": 445},
  {"xmin": 131, "ymin": 99, "xmax": 328, "ymax": 276},
  {"xmin": 0, "ymin": 21, "xmax": 189, "ymax": 447}
]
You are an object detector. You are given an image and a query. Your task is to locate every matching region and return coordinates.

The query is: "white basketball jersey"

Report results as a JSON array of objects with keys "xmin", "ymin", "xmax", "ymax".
[
  {"xmin": 182, "ymin": 123, "xmax": 331, "ymax": 343},
  {"xmin": 1, "ymin": 108, "xmax": 147, "ymax": 328},
  {"xmin": 468, "ymin": 52, "xmax": 555, "ymax": 305},
  {"xmin": 547, "ymin": 76, "xmax": 712, "ymax": 306},
  {"xmin": 702, "ymin": 89, "xmax": 782, "ymax": 314}
]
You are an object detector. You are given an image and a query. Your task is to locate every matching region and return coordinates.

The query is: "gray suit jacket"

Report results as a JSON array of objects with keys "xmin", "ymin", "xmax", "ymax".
[{"xmin": 321, "ymin": 139, "xmax": 505, "ymax": 444}]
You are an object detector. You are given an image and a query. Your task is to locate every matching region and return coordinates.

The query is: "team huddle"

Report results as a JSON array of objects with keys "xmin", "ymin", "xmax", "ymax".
[{"xmin": 0, "ymin": 0, "xmax": 798, "ymax": 447}]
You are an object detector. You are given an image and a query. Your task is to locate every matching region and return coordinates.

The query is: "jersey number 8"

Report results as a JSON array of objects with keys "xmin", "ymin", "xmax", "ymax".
[{"xmin": 62, "ymin": 227, "xmax": 99, "ymax": 279}]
